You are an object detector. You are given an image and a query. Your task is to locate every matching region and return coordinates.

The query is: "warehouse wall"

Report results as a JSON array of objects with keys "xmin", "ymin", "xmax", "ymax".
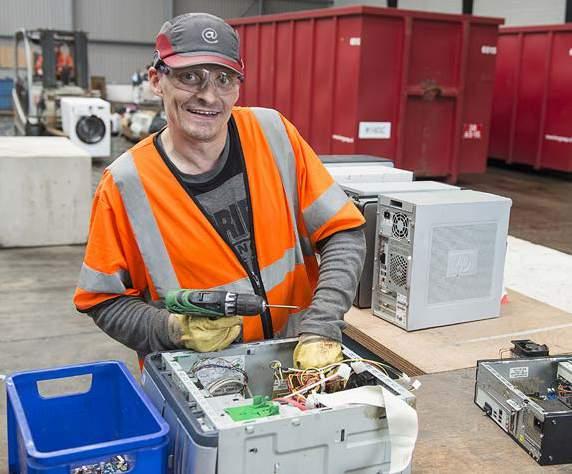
[
  {"xmin": 334, "ymin": 0, "xmax": 462, "ymax": 13},
  {"xmin": 0, "ymin": 0, "xmax": 73, "ymax": 32},
  {"xmin": 398, "ymin": 0, "xmax": 462, "ymax": 14},
  {"xmin": 0, "ymin": 0, "xmax": 333, "ymax": 83},
  {"xmin": 175, "ymin": 0, "xmax": 332, "ymax": 17},
  {"xmin": 88, "ymin": 43, "xmax": 153, "ymax": 85},
  {"xmin": 264, "ymin": 1, "xmax": 333, "ymax": 14},
  {"xmin": 473, "ymin": 0, "xmax": 566, "ymax": 25},
  {"xmin": 75, "ymin": 0, "xmax": 166, "ymax": 43},
  {"xmin": 335, "ymin": 0, "xmax": 567, "ymax": 25},
  {"xmin": 175, "ymin": 0, "xmax": 255, "ymax": 17},
  {"xmin": 333, "ymin": 0, "xmax": 388, "ymax": 6},
  {"xmin": 0, "ymin": 0, "xmax": 159, "ymax": 83},
  {"xmin": 1, "ymin": 0, "xmax": 569, "ymax": 84}
]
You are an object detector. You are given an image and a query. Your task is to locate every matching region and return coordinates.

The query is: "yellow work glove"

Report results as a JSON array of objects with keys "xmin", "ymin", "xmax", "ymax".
[
  {"xmin": 293, "ymin": 334, "xmax": 344, "ymax": 369},
  {"xmin": 168, "ymin": 313, "xmax": 242, "ymax": 353}
]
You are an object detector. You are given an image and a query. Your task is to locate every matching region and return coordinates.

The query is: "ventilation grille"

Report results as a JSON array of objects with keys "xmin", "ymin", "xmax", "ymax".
[
  {"xmin": 428, "ymin": 223, "xmax": 497, "ymax": 304},
  {"xmin": 389, "ymin": 253, "xmax": 408, "ymax": 288},
  {"xmin": 391, "ymin": 213, "xmax": 409, "ymax": 240}
]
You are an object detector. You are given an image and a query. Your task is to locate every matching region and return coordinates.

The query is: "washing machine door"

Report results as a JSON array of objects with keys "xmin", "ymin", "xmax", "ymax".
[{"xmin": 75, "ymin": 114, "xmax": 106, "ymax": 144}]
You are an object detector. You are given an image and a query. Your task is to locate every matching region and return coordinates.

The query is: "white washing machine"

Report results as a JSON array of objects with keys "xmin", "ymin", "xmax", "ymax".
[{"xmin": 61, "ymin": 97, "xmax": 111, "ymax": 157}]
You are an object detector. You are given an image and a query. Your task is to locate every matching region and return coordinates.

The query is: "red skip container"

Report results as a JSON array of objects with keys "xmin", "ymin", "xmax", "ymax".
[
  {"xmin": 230, "ymin": 6, "xmax": 503, "ymax": 182},
  {"xmin": 490, "ymin": 24, "xmax": 572, "ymax": 173}
]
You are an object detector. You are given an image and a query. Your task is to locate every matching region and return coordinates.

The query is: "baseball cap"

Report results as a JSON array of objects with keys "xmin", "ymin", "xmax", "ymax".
[{"xmin": 154, "ymin": 13, "xmax": 244, "ymax": 75}]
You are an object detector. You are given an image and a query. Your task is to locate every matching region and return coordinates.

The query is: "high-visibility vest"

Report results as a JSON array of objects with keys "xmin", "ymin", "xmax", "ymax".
[
  {"xmin": 74, "ymin": 107, "xmax": 365, "ymax": 341},
  {"xmin": 56, "ymin": 51, "xmax": 73, "ymax": 73}
]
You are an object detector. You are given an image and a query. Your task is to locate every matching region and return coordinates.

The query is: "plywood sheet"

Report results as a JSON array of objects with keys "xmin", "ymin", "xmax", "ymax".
[{"xmin": 344, "ymin": 289, "xmax": 572, "ymax": 375}]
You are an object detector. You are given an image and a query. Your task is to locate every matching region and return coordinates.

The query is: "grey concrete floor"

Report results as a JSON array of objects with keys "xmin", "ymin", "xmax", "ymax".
[
  {"xmin": 1, "ymin": 115, "xmax": 571, "ymax": 471},
  {"xmin": 0, "ymin": 118, "xmax": 133, "ymax": 472},
  {"xmin": 459, "ymin": 166, "xmax": 572, "ymax": 255},
  {"xmin": 414, "ymin": 368, "xmax": 569, "ymax": 473}
]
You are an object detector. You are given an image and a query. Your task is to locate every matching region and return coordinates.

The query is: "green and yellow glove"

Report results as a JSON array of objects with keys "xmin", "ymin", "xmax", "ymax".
[
  {"xmin": 293, "ymin": 334, "xmax": 344, "ymax": 369},
  {"xmin": 168, "ymin": 313, "xmax": 242, "ymax": 353}
]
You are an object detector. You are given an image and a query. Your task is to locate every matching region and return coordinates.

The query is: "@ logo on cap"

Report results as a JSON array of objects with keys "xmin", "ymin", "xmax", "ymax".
[{"xmin": 201, "ymin": 28, "xmax": 218, "ymax": 44}]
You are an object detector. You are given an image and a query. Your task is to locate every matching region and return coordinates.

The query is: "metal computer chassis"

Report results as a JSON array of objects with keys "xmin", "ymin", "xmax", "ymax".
[
  {"xmin": 475, "ymin": 356, "xmax": 572, "ymax": 465},
  {"xmin": 142, "ymin": 338, "xmax": 416, "ymax": 474}
]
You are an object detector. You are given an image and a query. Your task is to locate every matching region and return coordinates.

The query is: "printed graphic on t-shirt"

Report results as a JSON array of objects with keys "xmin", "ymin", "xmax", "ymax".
[{"xmin": 195, "ymin": 173, "xmax": 256, "ymax": 275}]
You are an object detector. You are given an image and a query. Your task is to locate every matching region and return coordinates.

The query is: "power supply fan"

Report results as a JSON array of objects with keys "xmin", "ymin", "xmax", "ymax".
[
  {"xmin": 391, "ymin": 213, "xmax": 409, "ymax": 240},
  {"xmin": 389, "ymin": 253, "xmax": 408, "ymax": 288}
]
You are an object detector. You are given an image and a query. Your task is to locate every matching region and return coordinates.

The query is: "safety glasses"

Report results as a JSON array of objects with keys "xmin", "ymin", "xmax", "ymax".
[{"xmin": 157, "ymin": 63, "xmax": 243, "ymax": 94}]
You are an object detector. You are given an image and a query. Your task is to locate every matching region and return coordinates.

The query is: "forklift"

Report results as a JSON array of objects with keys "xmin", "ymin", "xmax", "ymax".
[{"xmin": 12, "ymin": 29, "xmax": 94, "ymax": 137}]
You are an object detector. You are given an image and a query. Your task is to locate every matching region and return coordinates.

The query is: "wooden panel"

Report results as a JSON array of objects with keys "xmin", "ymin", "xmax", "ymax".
[{"xmin": 344, "ymin": 289, "xmax": 572, "ymax": 375}]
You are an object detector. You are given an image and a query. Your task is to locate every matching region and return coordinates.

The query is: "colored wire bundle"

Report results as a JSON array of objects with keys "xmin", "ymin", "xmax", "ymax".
[{"xmin": 270, "ymin": 357, "xmax": 404, "ymax": 405}]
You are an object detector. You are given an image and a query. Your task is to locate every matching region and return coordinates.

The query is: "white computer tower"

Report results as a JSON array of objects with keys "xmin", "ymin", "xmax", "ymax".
[
  {"xmin": 61, "ymin": 97, "xmax": 111, "ymax": 158},
  {"xmin": 341, "ymin": 181, "xmax": 460, "ymax": 308},
  {"xmin": 372, "ymin": 189, "xmax": 512, "ymax": 331}
]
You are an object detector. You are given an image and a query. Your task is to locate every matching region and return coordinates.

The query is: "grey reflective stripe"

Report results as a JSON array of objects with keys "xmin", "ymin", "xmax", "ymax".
[
  {"xmin": 259, "ymin": 246, "xmax": 296, "ymax": 293},
  {"xmin": 303, "ymin": 182, "xmax": 349, "ymax": 237},
  {"xmin": 251, "ymin": 107, "xmax": 312, "ymax": 263},
  {"xmin": 78, "ymin": 263, "xmax": 130, "ymax": 294},
  {"xmin": 209, "ymin": 246, "xmax": 297, "ymax": 294},
  {"xmin": 109, "ymin": 152, "xmax": 180, "ymax": 297},
  {"xmin": 209, "ymin": 277, "xmax": 253, "ymax": 294}
]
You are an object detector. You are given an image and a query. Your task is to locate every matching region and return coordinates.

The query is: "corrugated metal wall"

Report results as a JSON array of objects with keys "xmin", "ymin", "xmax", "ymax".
[
  {"xmin": 175, "ymin": 0, "xmax": 254, "ymax": 18},
  {"xmin": 333, "ymin": 0, "xmax": 388, "ymax": 6},
  {"xmin": 2, "ymin": 0, "xmax": 567, "ymax": 84},
  {"xmin": 473, "ymin": 0, "xmax": 565, "ymax": 26},
  {"xmin": 0, "ymin": 0, "xmax": 73, "ymax": 32},
  {"xmin": 88, "ymin": 43, "xmax": 153, "ymax": 84},
  {"xmin": 399, "ymin": 0, "xmax": 462, "ymax": 14},
  {"xmin": 333, "ymin": 0, "xmax": 567, "ymax": 25},
  {"xmin": 0, "ymin": 0, "xmax": 159, "ymax": 83},
  {"xmin": 262, "ymin": 1, "xmax": 333, "ymax": 14},
  {"xmin": 76, "ymin": 0, "xmax": 165, "ymax": 43},
  {"xmin": 0, "ymin": 0, "xmax": 333, "ymax": 83},
  {"xmin": 175, "ymin": 0, "xmax": 332, "ymax": 17}
]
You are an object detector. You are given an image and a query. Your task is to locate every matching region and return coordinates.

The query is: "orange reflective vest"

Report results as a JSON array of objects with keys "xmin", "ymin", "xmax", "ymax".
[
  {"xmin": 56, "ymin": 51, "xmax": 73, "ymax": 73},
  {"xmin": 74, "ymin": 107, "xmax": 365, "ymax": 341}
]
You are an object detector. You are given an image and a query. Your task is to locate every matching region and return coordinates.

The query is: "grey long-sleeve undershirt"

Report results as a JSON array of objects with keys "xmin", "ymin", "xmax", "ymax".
[{"xmin": 88, "ymin": 227, "xmax": 366, "ymax": 355}]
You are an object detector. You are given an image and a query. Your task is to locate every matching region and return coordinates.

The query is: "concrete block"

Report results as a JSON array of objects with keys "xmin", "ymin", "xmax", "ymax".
[{"xmin": 0, "ymin": 137, "xmax": 91, "ymax": 247}]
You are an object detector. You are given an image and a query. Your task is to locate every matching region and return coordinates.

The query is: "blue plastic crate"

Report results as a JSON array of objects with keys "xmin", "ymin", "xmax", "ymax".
[
  {"xmin": 6, "ymin": 361, "xmax": 169, "ymax": 473},
  {"xmin": 0, "ymin": 95, "xmax": 12, "ymax": 110},
  {"xmin": 0, "ymin": 77, "xmax": 12, "ymax": 95}
]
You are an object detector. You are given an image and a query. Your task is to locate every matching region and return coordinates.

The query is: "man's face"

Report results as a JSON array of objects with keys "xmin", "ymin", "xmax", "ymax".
[{"xmin": 149, "ymin": 64, "xmax": 240, "ymax": 144}]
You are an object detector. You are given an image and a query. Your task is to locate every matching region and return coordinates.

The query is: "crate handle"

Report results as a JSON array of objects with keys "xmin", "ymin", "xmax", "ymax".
[{"xmin": 37, "ymin": 374, "xmax": 93, "ymax": 399}]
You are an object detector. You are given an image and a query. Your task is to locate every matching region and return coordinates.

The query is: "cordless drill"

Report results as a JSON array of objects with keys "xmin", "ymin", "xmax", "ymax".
[{"xmin": 165, "ymin": 289, "xmax": 299, "ymax": 318}]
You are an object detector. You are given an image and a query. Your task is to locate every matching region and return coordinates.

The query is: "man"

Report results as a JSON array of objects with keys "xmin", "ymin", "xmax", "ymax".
[
  {"xmin": 73, "ymin": 13, "xmax": 366, "ymax": 370},
  {"xmin": 56, "ymin": 44, "xmax": 74, "ymax": 85}
]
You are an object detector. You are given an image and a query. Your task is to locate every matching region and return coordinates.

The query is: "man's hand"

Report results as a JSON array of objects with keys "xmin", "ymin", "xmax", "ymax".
[
  {"xmin": 293, "ymin": 334, "xmax": 343, "ymax": 369},
  {"xmin": 168, "ymin": 313, "xmax": 242, "ymax": 352}
]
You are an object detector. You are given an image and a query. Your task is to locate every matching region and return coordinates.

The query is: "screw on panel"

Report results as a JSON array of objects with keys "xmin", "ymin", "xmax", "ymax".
[
  {"xmin": 245, "ymin": 425, "xmax": 255, "ymax": 433},
  {"xmin": 274, "ymin": 463, "xmax": 280, "ymax": 472},
  {"xmin": 291, "ymin": 418, "xmax": 301, "ymax": 426}
]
